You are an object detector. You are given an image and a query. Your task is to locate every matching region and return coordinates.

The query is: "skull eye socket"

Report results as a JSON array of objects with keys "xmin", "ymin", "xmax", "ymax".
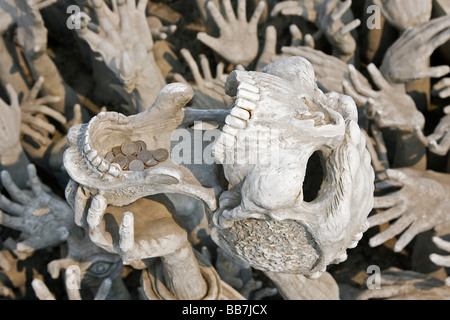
[{"xmin": 302, "ymin": 151, "xmax": 324, "ymax": 202}]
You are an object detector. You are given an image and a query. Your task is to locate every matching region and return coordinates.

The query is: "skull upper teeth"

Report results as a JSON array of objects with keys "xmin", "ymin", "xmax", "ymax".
[
  {"xmin": 237, "ymin": 89, "xmax": 259, "ymax": 102},
  {"xmin": 238, "ymin": 82, "xmax": 259, "ymax": 94},
  {"xmin": 230, "ymin": 107, "xmax": 250, "ymax": 120},
  {"xmin": 225, "ymin": 115, "xmax": 246, "ymax": 129},
  {"xmin": 236, "ymin": 98, "xmax": 256, "ymax": 111}
]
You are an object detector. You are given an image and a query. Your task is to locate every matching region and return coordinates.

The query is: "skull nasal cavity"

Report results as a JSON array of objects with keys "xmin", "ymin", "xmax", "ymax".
[{"xmin": 303, "ymin": 151, "xmax": 324, "ymax": 202}]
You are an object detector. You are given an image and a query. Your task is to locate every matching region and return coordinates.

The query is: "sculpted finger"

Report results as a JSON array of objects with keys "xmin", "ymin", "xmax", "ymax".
[
  {"xmin": 0, "ymin": 211, "xmax": 27, "ymax": 233},
  {"xmin": 0, "ymin": 194, "xmax": 25, "ymax": 216},
  {"xmin": 180, "ymin": 48, "xmax": 204, "ymax": 87},
  {"xmin": 197, "ymin": 33, "xmax": 224, "ymax": 56},
  {"xmin": 21, "ymin": 113, "xmax": 56, "ymax": 134},
  {"xmin": 28, "ymin": 76, "xmax": 45, "ymax": 101},
  {"xmin": 413, "ymin": 66, "xmax": 450, "ymax": 81},
  {"xmin": 222, "ymin": 0, "xmax": 236, "ymax": 22},
  {"xmin": 430, "ymin": 28, "xmax": 450, "ymax": 50},
  {"xmin": 373, "ymin": 191, "xmax": 402, "ymax": 209},
  {"xmin": 367, "ymin": 63, "xmax": 390, "ymax": 91},
  {"xmin": 348, "ymin": 64, "xmax": 377, "ymax": 98},
  {"xmin": 343, "ymin": 80, "xmax": 367, "ymax": 106},
  {"xmin": 199, "ymin": 54, "xmax": 213, "ymax": 81},
  {"xmin": 432, "ymin": 236, "xmax": 450, "ymax": 252},
  {"xmin": 429, "ymin": 135, "xmax": 450, "ymax": 156},
  {"xmin": 27, "ymin": 164, "xmax": 46, "ymax": 198},
  {"xmin": 24, "ymin": 105, "xmax": 66, "ymax": 125},
  {"xmin": 368, "ymin": 205, "xmax": 406, "ymax": 227},
  {"xmin": 94, "ymin": 278, "xmax": 112, "ymax": 300},
  {"xmin": 32, "ymin": 279, "xmax": 56, "ymax": 300},
  {"xmin": 369, "ymin": 216, "xmax": 413, "ymax": 248},
  {"xmin": 1, "ymin": 170, "xmax": 31, "ymax": 204},
  {"xmin": 414, "ymin": 125, "xmax": 429, "ymax": 147},
  {"xmin": 20, "ymin": 123, "xmax": 52, "ymax": 146},
  {"xmin": 169, "ymin": 73, "xmax": 188, "ymax": 83},
  {"xmin": 5, "ymin": 84, "xmax": 19, "ymax": 111},
  {"xmin": 339, "ymin": 19, "xmax": 361, "ymax": 36},
  {"xmin": 119, "ymin": 211, "xmax": 135, "ymax": 261},
  {"xmin": 331, "ymin": 0, "xmax": 351, "ymax": 22},
  {"xmin": 237, "ymin": 0, "xmax": 247, "ymax": 21},
  {"xmin": 304, "ymin": 33, "xmax": 315, "ymax": 48},
  {"xmin": 263, "ymin": 25, "xmax": 277, "ymax": 55},
  {"xmin": 394, "ymin": 221, "xmax": 424, "ymax": 252},
  {"xmin": 438, "ymin": 87, "xmax": 450, "ymax": 99},
  {"xmin": 65, "ymin": 268, "xmax": 82, "ymax": 300},
  {"xmin": 385, "ymin": 169, "xmax": 409, "ymax": 184},
  {"xmin": 87, "ymin": 195, "xmax": 114, "ymax": 252},
  {"xmin": 0, "ymin": 251, "xmax": 11, "ymax": 271},
  {"xmin": 249, "ymin": 1, "xmax": 266, "ymax": 32},
  {"xmin": 429, "ymin": 253, "xmax": 450, "ymax": 268},
  {"xmin": 289, "ymin": 24, "xmax": 303, "ymax": 47},
  {"xmin": 357, "ymin": 286, "xmax": 400, "ymax": 300},
  {"xmin": 207, "ymin": 1, "xmax": 228, "ymax": 30},
  {"xmin": 271, "ymin": 1, "xmax": 295, "ymax": 17}
]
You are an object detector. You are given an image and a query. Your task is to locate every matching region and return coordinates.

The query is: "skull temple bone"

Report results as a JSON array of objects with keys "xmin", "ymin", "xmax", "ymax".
[{"xmin": 211, "ymin": 57, "xmax": 375, "ymax": 279}]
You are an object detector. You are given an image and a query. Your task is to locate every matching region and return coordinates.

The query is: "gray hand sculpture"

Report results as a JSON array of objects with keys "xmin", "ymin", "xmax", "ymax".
[
  {"xmin": 0, "ymin": 164, "xmax": 75, "ymax": 253},
  {"xmin": 343, "ymin": 63, "xmax": 425, "ymax": 131},
  {"xmin": 197, "ymin": 0, "xmax": 266, "ymax": 66},
  {"xmin": 380, "ymin": 16, "xmax": 450, "ymax": 84},
  {"xmin": 357, "ymin": 267, "xmax": 450, "ymax": 300},
  {"xmin": 368, "ymin": 168, "xmax": 450, "ymax": 253}
]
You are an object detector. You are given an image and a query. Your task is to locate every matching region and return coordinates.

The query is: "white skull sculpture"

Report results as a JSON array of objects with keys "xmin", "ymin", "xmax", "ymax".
[{"xmin": 211, "ymin": 57, "xmax": 375, "ymax": 279}]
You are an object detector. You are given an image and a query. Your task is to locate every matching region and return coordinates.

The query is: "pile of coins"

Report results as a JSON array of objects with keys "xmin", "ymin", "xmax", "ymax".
[{"xmin": 104, "ymin": 140, "xmax": 169, "ymax": 171}]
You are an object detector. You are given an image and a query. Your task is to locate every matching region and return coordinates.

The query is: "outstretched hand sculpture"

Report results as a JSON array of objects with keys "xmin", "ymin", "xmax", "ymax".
[
  {"xmin": 197, "ymin": 0, "xmax": 266, "ymax": 66},
  {"xmin": 368, "ymin": 168, "xmax": 450, "ymax": 252},
  {"xmin": 75, "ymin": 0, "xmax": 165, "ymax": 111}
]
